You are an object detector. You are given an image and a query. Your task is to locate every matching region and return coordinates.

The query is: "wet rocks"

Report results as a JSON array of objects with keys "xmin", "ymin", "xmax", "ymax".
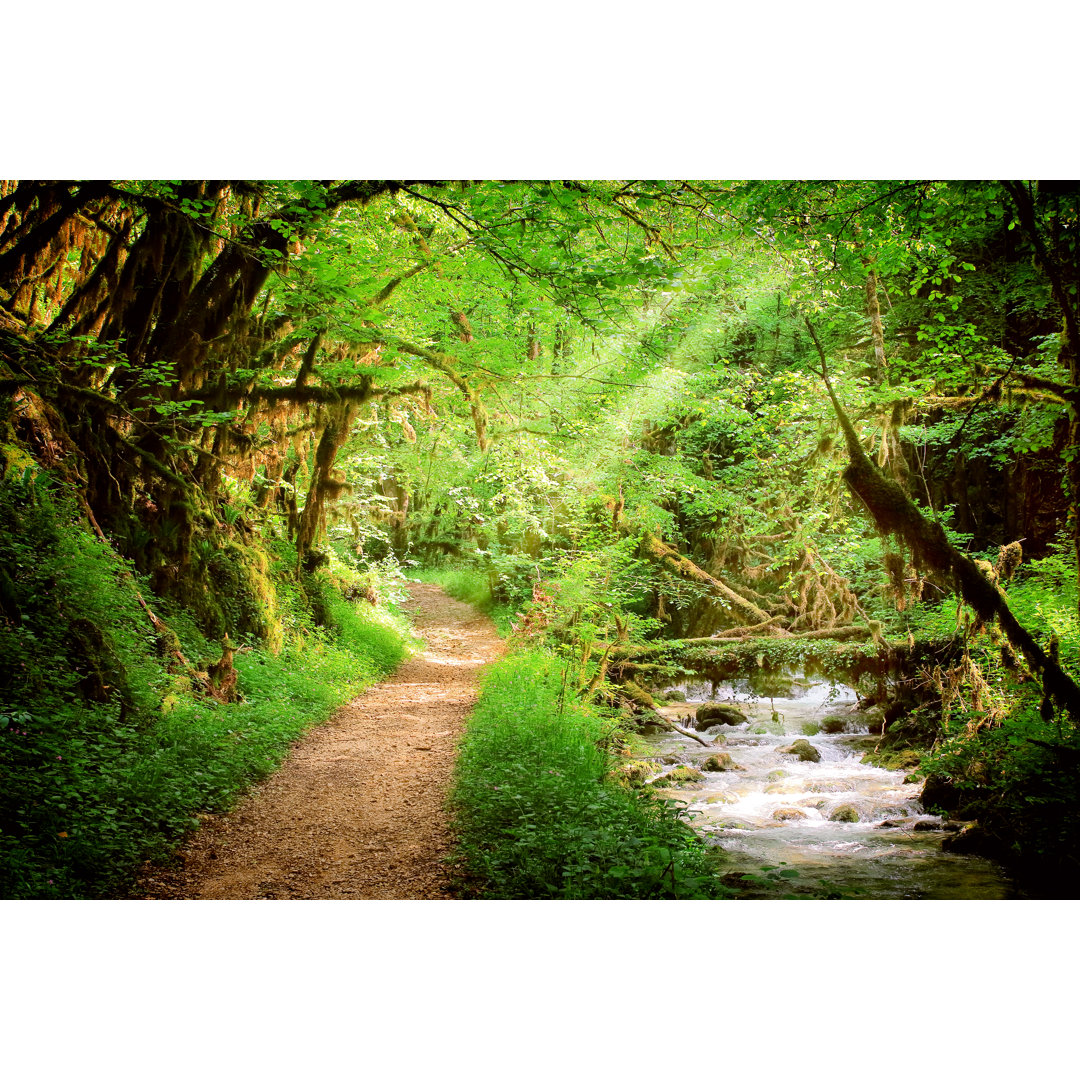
[
  {"xmin": 702, "ymin": 753, "xmax": 737, "ymax": 772},
  {"xmin": 652, "ymin": 765, "xmax": 705, "ymax": 787},
  {"xmin": 809, "ymin": 779, "xmax": 854, "ymax": 793},
  {"xmin": 829, "ymin": 804, "xmax": 860, "ymax": 823},
  {"xmin": 706, "ymin": 792, "xmax": 736, "ymax": 804},
  {"xmin": 863, "ymin": 705, "xmax": 887, "ymax": 732},
  {"xmin": 821, "ymin": 715, "xmax": 865, "ymax": 735},
  {"xmin": 863, "ymin": 747, "xmax": 921, "ymax": 771},
  {"xmin": 636, "ymin": 718, "xmax": 668, "ymax": 735},
  {"xmin": 619, "ymin": 760, "xmax": 660, "ymax": 786},
  {"xmin": 779, "ymin": 738, "xmax": 821, "ymax": 763},
  {"xmin": 773, "ymin": 807, "xmax": 808, "ymax": 821},
  {"xmin": 694, "ymin": 703, "xmax": 747, "ymax": 729},
  {"xmin": 941, "ymin": 822, "xmax": 996, "ymax": 856}
]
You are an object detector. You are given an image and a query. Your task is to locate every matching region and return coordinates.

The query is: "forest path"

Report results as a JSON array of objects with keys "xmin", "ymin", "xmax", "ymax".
[{"xmin": 138, "ymin": 583, "xmax": 502, "ymax": 900}]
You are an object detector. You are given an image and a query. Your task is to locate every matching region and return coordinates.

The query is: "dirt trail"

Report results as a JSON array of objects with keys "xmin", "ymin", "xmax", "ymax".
[{"xmin": 138, "ymin": 583, "xmax": 502, "ymax": 900}]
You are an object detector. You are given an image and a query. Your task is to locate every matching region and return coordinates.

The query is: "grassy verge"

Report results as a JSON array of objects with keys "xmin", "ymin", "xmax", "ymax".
[{"xmin": 448, "ymin": 649, "xmax": 729, "ymax": 899}]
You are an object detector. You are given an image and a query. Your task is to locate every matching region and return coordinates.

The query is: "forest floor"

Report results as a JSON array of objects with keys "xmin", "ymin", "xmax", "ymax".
[{"xmin": 136, "ymin": 583, "xmax": 503, "ymax": 900}]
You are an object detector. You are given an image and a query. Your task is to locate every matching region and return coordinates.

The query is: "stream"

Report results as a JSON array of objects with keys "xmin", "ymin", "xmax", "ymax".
[{"xmin": 645, "ymin": 676, "xmax": 1015, "ymax": 899}]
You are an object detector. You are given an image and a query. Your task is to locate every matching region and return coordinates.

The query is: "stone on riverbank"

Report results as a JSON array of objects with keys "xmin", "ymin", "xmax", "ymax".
[
  {"xmin": 703, "ymin": 753, "xmax": 737, "ymax": 772},
  {"xmin": 694, "ymin": 703, "xmax": 748, "ymax": 729},
  {"xmin": 779, "ymin": 738, "xmax": 821, "ymax": 763},
  {"xmin": 652, "ymin": 765, "xmax": 705, "ymax": 787}
]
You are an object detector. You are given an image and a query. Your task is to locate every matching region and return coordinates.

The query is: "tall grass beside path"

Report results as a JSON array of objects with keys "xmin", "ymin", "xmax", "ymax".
[
  {"xmin": 0, "ymin": 482, "xmax": 417, "ymax": 900},
  {"xmin": 448, "ymin": 650, "xmax": 728, "ymax": 899}
]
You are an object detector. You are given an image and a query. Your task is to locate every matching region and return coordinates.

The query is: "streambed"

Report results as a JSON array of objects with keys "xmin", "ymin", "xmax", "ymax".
[{"xmin": 644, "ymin": 677, "xmax": 1015, "ymax": 899}]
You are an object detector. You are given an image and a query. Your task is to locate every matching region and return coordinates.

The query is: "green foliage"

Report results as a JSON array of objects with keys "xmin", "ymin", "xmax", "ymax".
[
  {"xmin": 918, "ymin": 695, "xmax": 1080, "ymax": 884},
  {"xmin": 448, "ymin": 650, "xmax": 729, "ymax": 899},
  {"xmin": 6, "ymin": 178, "xmax": 1080, "ymax": 894}
]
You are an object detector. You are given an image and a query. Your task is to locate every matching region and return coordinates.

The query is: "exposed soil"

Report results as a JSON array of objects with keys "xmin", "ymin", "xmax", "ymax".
[{"xmin": 137, "ymin": 583, "xmax": 502, "ymax": 900}]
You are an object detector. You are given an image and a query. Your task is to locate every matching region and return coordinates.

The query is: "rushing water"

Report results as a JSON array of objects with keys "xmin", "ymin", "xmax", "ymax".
[{"xmin": 644, "ymin": 677, "xmax": 1015, "ymax": 899}]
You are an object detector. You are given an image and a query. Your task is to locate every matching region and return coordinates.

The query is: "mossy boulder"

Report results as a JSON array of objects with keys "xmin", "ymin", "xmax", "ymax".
[
  {"xmin": 779, "ymin": 738, "xmax": 821, "ymax": 763},
  {"xmin": 863, "ymin": 746, "xmax": 922, "ymax": 771},
  {"xmin": 919, "ymin": 774, "xmax": 963, "ymax": 814},
  {"xmin": 940, "ymin": 822, "xmax": 996, "ymax": 855},
  {"xmin": 773, "ymin": 807, "xmax": 808, "ymax": 821},
  {"xmin": 652, "ymin": 765, "xmax": 705, "ymax": 787},
  {"xmin": 702, "ymin": 753, "xmax": 737, "ymax": 772},
  {"xmin": 619, "ymin": 760, "xmax": 661, "ymax": 786},
  {"xmin": 829, "ymin": 804, "xmax": 860, "ymax": 823},
  {"xmin": 706, "ymin": 792, "xmax": 737, "ymax": 804},
  {"xmin": 662, "ymin": 689, "xmax": 687, "ymax": 702},
  {"xmin": 695, "ymin": 703, "xmax": 748, "ymax": 729},
  {"xmin": 636, "ymin": 718, "xmax": 668, "ymax": 735}
]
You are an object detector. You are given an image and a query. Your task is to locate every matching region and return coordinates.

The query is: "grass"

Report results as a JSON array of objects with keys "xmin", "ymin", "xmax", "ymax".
[
  {"xmin": 1, "ymin": 596, "xmax": 415, "ymax": 899},
  {"xmin": 447, "ymin": 649, "xmax": 730, "ymax": 899}
]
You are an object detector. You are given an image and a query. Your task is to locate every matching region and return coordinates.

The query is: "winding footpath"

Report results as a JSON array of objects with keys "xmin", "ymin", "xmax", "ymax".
[{"xmin": 138, "ymin": 583, "xmax": 502, "ymax": 900}]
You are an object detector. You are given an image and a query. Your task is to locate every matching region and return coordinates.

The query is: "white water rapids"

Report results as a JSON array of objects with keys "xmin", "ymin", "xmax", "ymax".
[{"xmin": 644, "ymin": 677, "xmax": 1014, "ymax": 899}]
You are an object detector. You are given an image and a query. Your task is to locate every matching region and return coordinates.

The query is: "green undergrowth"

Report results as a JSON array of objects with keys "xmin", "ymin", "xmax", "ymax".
[
  {"xmin": 0, "ymin": 473, "xmax": 415, "ymax": 899},
  {"xmin": 448, "ymin": 649, "xmax": 730, "ymax": 899},
  {"xmin": 412, "ymin": 563, "xmax": 516, "ymax": 635}
]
